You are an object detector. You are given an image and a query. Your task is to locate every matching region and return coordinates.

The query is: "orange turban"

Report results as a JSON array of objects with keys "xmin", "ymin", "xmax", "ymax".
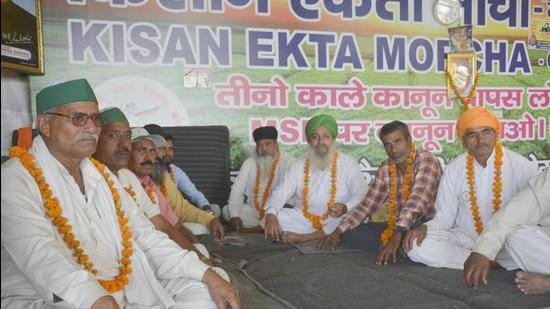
[{"xmin": 456, "ymin": 107, "xmax": 501, "ymax": 139}]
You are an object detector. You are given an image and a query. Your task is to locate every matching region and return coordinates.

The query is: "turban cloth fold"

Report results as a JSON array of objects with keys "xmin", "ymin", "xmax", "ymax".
[
  {"xmin": 305, "ymin": 114, "xmax": 338, "ymax": 140},
  {"xmin": 253, "ymin": 126, "xmax": 278, "ymax": 142},
  {"xmin": 456, "ymin": 107, "xmax": 501, "ymax": 139}
]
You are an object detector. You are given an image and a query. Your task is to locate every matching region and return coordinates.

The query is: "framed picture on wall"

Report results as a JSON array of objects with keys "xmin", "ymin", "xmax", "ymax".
[
  {"xmin": 447, "ymin": 53, "xmax": 477, "ymax": 99},
  {"xmin": 1, "ymin": 0, "xmax": 44, "ymax": 75}
]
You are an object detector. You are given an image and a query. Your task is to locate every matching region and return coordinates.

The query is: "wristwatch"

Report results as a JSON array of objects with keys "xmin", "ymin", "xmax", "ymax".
[{"xmin": 393, "ymin": 226, "xmax": 407, "ymax": 235}]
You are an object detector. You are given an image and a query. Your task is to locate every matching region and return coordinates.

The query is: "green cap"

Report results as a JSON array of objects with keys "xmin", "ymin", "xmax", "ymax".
[
  {"xmin": 100, "ymin": 107, "xmax": 128, "ymax": 125},
  {"xmin": 305, "ymin": 114, "xmax": 338, "ymax": 140},
  {"xmin": 36, "ymin": 79, "xmax": 97, "ymax": 114}
]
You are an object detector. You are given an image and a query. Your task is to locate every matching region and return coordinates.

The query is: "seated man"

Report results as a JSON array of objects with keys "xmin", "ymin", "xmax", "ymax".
[
  {"xmin": 145, "ymin": 124, "xmax": 221, "ymax": 218},
  {"xmin": 464, "ymin": 169, "xmax": 549, "ymax": 295},
  {"xmin": 264, "ymin": 114, "xmax": 368, "ymax": 243},
  {"xmin": 222, "ymin": 126, "xmax": 295, "ymax": 232},
  {"xmin": 1, "ymin": 79, "xmax": 239, "ymax": 308},
  {"xmin": 93, "ymin": 107, "xmax": 220, "ymax": 266},
  {"xmin": 404, "ymin": 107, "xmax": 538, "ymax": 270},
  {"xmin": 130, "ymin": 130, "xmax": 225, "ymax": 241},
  {"xmin": 318, "ymin": 121, "xmax": 443, "ymax": 265}
]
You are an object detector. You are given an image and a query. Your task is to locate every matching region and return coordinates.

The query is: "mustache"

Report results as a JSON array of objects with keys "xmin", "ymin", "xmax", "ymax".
[
  {"xmin": 76, "ymin": 133, "xmax": 99, "ymax": 142},
  {"xmin": 115, "ymin": 148, "xmax": 130, "ymax": 156},
  {"xmin": 140, "ymin": 160, "xmax": 153, "ymax": 166}
]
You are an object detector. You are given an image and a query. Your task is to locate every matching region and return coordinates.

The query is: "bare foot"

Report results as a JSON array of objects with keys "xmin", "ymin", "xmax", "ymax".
[
  {"xmin": 283, "ymin": 232, "xmax": 309, "ymax": 244},
  {"xmin": 515, "ymin": 271, "xmax": 550, "ymax": 295}
]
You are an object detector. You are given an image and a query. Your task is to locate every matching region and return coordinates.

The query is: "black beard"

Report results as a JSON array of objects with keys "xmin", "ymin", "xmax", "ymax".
[{"xmin": 151, "ymin": 162, "xmax": 167, "ymax": 186}]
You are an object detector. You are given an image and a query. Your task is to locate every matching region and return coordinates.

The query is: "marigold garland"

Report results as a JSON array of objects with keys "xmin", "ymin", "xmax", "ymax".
[
  {"xmin": 467, "ymin": 140, "xmax": 503, "ymax": 235},
  {"xmin": 124, "ymin": 185, "xmax": 137, "ymax": 202},
  {"xmin": 146, "ymin": 187, "xmax": 157, "ymax": 204},
  {"xmin": 446, "ymin": 67, "xmax": 480, "ymax": 111},
  {"xmin": 9, "ymin": 147, "xmax": 133, "ymax": 294},
  {"xmin": 253, "ymin": 152, "xmax": 280, "ymax": 220},
  {"xmin": 380, "ymin": 143, "xmax": 416, "ymax": 246},
  {"xmin": 302, "ymin": 151, "xmax": 339, "ymax": 230}
]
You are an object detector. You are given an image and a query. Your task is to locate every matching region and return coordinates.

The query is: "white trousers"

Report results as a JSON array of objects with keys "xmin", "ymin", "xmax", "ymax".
[
  {"xmin": 273, "ymin": 208, "xmax": 343, "ymax": 235},
  {"xmin": 221, "ymin": 203, "xmax": 262, "ymax": 228},
  {"xmin": 504, "ymin": 225, "xmax": 550, "ymax": 275},
  {"xmin": 408, "ymin": 225, "xmax": 550, "ymax": 272}
]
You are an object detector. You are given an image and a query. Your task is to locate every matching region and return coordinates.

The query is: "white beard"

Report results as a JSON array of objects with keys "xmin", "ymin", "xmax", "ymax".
[
  {"xmin": 254, "ymin": 153, "xmax": 275, "ymax": 181},
  {"xmin": 307, "ymin": 144, "xmax": 337, "ymax": 171}
]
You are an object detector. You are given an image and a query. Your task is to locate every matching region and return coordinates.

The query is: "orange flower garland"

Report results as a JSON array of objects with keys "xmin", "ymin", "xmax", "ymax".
[
  {"xmin": 302, "ymin": 151, "xmax": 339, "ymax": 230},
  {"xmin": 253, "ymin": 152, "xmax": 280, "ymax": 220},
  {"xmin": 446, "ymin": 68, "xmax": 480, "ymax": 111},
  {"xmin": 124, "ymin": 185, "xmax": 137, "ymax": 202},
  {"xmin": 9, "ymin": 146, "xmax": 133, "ymax": 294},
  {"xmin": 380, "ymin": 143, "xmax": 416, "ymax": 246},
  {"xmin": 146, "ymin": 187, "xmax": 157, "ymax": 204},
  {"xmin": 467, "ymin": 140, "xmax": 503, "ymax": 235}
]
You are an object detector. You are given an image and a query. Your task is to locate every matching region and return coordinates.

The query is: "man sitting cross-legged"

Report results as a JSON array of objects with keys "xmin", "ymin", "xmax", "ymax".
[
  {"xmin": 317, "ymin": 121, "xmax": 443, "ymax": 265},
  {"xmin": 264, "ymin": 114, "xmax": 367, "ymax": 243},
  {"xmin": 464, "ymin": 168, "xmax": 550, "ymax": 295},
  {"xmin": 93, "ymin": 107, "xmax": 220, "ymax": 267},
  {"xmin": 404, "ymin": 107, "xmax": 538, "ymax": 270},
  {"xmin": 222, "ymin": 126, "xmax": 295, "ymax": 233}
]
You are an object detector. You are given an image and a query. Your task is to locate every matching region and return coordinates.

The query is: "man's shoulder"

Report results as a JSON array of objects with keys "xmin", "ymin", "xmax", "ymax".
[
  {"xmin": 170, "ymin": 163, "xmax": 186, "ymax": 174},
  {"xmin": 1, "ymin": 157, "xmax": 27, "ymax": 180},
  {"xmin": 118, "ymin": 168, "xmax": 140, "ymax": 183},
  {"xmin": 503, "ymin": 147, "xmax": 532, "ymax": 163},
  {"xmin": 502, "ymin": 147, "xmax": 538, "ymax": 174},
  {"xmin": 443, "ymin": 152, "xmax": 468, "ymax": 174}
]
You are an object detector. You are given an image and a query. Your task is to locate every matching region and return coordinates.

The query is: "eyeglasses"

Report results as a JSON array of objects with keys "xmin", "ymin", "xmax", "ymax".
[{"xmin": 44, "ymin": 112, "xmax": 104, "ymax": 127}]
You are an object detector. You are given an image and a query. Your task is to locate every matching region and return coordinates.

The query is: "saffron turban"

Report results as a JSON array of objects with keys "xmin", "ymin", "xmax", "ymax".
[
  {"xmin": 305, "ymin": 114, "xmax": 338, "ymax": 140},
  {"xmin": 100, "ymin": 107, "xmax": 128, "ymax": 125},
  {"xmin": 36, "ymin": 79, "xmax": 97, "ymax": 114},
  {"xmin": 253, "ymin": 126, "xmax": 278, "ymax": 142},
  {"xmin": 456, "ymin": 107, "xmax": 501, "ymax": 139}
]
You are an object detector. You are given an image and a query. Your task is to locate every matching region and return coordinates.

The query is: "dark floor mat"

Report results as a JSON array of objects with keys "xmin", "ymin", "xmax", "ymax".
[{"xmin": 218, "ymin": 232, "xmax": 550, "ymax": 309}]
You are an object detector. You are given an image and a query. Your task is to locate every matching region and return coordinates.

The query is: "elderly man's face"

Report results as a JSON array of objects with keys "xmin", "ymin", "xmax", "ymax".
[
  {"xmin": 462, "ymin": 126, "xmax": 498, "ymax": 159},
  {"xmin": 155, "ymin": 145, "xmax": 168, "ymax": 164},
  {"xmin": 256, "ymin": 139, "xmax": 278, "ymax": 157},
  {"xmin": 94, "ymin": 122, "xmax": 132, "ymax": 172},
  {"xmin": 128, "ymin": 139, "xmax": 156, "ymax": 177},
  {"xmin": 309, "ymin": 126, "xmax": 334, "ymax": 156},
  {"xmin": 381, "ymin": 130, "xmax": 411, "ymax": 164},
  {"xmin": 165, "ymin": 139, "xmax": 175, "ymax": 164},
  {"xmin": 38, "ymin": 101, "xmax": 101, "ymax": 160}
]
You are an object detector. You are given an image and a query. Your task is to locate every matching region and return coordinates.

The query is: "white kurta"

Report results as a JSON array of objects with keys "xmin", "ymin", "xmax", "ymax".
[
  {"xmin": 1, "ymin": 136, "xmax": 214, "ymax": 308},
  {"xmin": 473, "ymin": 169, "xmax": 550, "ymax": 275},
  {"xmin": 117, "ymin": 168, "xmax": 161, "ymax": 220},
  {"xmin": 264, "ymin": 152, "xmax": 368, "ymax": 235},
  {"xmin": 408, "ymin": 148, "xmax": 539, "ymax": 270},
  {"xmin": 224, "ymin": 152, "xmax": 295, "ymax": 228}
]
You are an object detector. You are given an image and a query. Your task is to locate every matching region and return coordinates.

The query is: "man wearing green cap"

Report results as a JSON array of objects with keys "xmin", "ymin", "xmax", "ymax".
[
  {"xmin": 93, "ymin": 107, "xmax": 222, "ymax": 268},
  {"xmin": 1, "ymin": 79, "xmax": 240, "ymax": 308},
  {"xmin": 263, "ymin": 114, "xmax": 367, "ymax": 244}
]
